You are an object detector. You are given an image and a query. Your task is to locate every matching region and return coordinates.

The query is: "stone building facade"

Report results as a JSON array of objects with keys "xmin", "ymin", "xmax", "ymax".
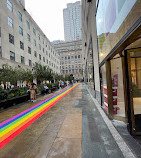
[
  {"xmin": 54, "ymin": 40, "xmax": 83, "ymax": 80},
  {"xmin": 0, "ymin": 0, "xmax": 60, "ymax": 74},
  {"xmin": 63, "ymin": 1, "xmax": 82, "ymax": 41}
]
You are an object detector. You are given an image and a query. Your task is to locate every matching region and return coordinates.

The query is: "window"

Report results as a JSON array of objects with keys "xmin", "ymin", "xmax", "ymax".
[
  {"xmin": 33, "ymin": 28, "xmax": 36, "ymax": 35},
  {"xmin": 38, "ymin": 34, "xmax": 40, "ymax": 40},
  {"xmin": 71, "ymin": 56, "xmax": 73, "ymax": 59},
  {"xmin": 7, "ymin": 0, "xmax": 13, "ymax": 12},
  {"xmin": 39, "ymin": 44, "xmax": 41, "ymax": 50},
  {"xmin": 34, "ymin": 51, "xmax": 37, "ymax": 57},
  {"xmin": 43, "ymin": 48, "xmax": 44, "ymax": 53},
  {"xmin": 46, "ymin": 42, "xmax": 47, "ymax": 47},
  {"xmin": 68, "ymin": 56, "xmax": 70, "ymax": 59},
  {"xmin": 34, "ymin": 39, "xmax": 36, "ymax": 46},
  {"xmin": 10, "ymin": 51, "xmax": 15, "ymax": 61},
  {"xmin": 9, "ymin": 34, "xmax": 14, "ymax": 44},
  {"xmin": 20, "ymin": 41, "xmax": 24, "ymax": 50},
  {"xmin": 18, "ymin": 12, "xmax": 22, "ymax": 22},
  {"xmin": 21, "ymin": 56, "xmax": 25, "ymax": 64},
  {"xmin": 42, "ymin": 39, "xmax": 44, "ymax": 44},
  {"xmin": 43, "ymin": 57, "xmax": 45, "ymax": 62},
  {"xmin": 75, "ymin": 55, "xmax": 77, "ymax": 59},
  {"xmin": 39, "ymin": 54, "xmax": 41, "ymax": 60},
  {"xmin": 29, "ymin": 60, "xmax": 32, "ymax": 67},
  {"xmin": 47, "ymin": 59, "xmax": 48, "ymax": 64},
  {"xmin": 26, "ymin": 21, "xmax": 30, "ymax": 30},
  {"xmin": 28, "ymin": 47, "xmax": 31, "ymax": 54},
  {"xmin": 0, "ymin": 47, "xmax": 2, "ymax": 57},
  {"xmin": 8, "ymin": 17, "xmax": 13, "ymax": 28},
  {"xmin": 78, "ymin": 55, "xmax": 80, "ymax": 58},
  {"xmin": 27, "ymin": 34, "xmax": 30, "ymax": 41},
  {"xmin": 46, "ymin": 51, "xmax": 48, "ymax": 55},
  {"xmin": 65, "ymin": 57, "xmax": 67, "ymax": 60},
  {"xmin": 19, "ymin": 26, "xmax": 23, "ymax": 36}
]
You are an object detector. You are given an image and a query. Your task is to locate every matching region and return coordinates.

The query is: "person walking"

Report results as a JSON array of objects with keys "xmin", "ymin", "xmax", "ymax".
[{"xmin": 29, "ymin": 83, "xmax": 37, "ymax": 102}]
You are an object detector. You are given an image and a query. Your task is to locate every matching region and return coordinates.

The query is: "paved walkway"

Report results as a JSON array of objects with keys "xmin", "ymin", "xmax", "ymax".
[{"xmin": 0, "ymin": 83, "xmax": 136, "ymax": 158}]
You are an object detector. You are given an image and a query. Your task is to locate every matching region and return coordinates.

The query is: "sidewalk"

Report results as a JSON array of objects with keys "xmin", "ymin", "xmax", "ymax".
[{"xmin": 0, "ymin": 83, "xmax": 138, "ymax": 158}]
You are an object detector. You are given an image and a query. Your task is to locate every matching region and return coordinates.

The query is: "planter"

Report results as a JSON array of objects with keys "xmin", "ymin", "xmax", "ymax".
[{"xmin": 0, "ymin": 94, "xmax": 30, "ymax": 110}]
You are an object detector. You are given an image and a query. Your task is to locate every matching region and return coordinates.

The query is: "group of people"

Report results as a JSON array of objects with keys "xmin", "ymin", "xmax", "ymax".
[{"xmin": 27, "ymin": 83, "xmax": 37, "ymax": 102}]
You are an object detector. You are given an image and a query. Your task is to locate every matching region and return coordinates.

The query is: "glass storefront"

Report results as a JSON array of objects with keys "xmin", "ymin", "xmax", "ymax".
[
  {"xmin": 96, "ymin": 0, "xmax": 140, "ymax": 63},
  {"xmin": 111, "ymin": 54, "xmax": 126, "ymax": 121},
  {"xmin": 100, "ymin": 64, "xmax": 108, "ymax": 113}
]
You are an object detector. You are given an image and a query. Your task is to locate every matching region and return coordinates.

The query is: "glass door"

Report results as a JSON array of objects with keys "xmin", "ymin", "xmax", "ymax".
[{"xmin": 127, "ymin": 48, "xmax": 141, "ymax": 135}]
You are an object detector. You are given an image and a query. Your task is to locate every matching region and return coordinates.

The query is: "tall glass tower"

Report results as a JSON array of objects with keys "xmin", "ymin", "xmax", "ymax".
[{"xmin": 63, "ymin": 1, "xmax": 81, "ymax": 41}]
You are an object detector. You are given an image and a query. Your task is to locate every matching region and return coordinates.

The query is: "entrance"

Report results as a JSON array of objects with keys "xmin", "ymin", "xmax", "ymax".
[{"xmin": 125, "ymin": 48, "xmax": 141, "ymax": 135}]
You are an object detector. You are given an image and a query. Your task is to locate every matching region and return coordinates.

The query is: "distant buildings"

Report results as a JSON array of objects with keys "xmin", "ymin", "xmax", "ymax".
[
  {"xmin": 54, "ymin": 40, "xmax": 83, "ymax": 81},
  {"xmin": 63, "ymin": 1, "xmax": 81, "ymax": 41},
  {"xmin": 0, "ymin": 0, "xmax": 60, "ymax": 74}
]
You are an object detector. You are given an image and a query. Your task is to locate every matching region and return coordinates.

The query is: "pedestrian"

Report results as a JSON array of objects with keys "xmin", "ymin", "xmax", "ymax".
[
  {"xmin": 43, "ymin": 84, "xmax": 49, "ymax": 94},
  {"xmin": 29, "ymin": 83, "xmax": 37, "ymax": 102}
]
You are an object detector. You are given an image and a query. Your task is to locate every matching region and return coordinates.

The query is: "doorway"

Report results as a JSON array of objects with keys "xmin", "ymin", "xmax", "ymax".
[{"xmin": 125, "ymin": 48, "xmax": 141, "ymax": 135}]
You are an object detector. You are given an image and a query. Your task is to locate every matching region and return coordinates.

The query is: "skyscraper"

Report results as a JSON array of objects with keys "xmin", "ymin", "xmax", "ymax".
[{"xmin": 63, "ymin": 1, "xmax": 81, "ymax": 41}]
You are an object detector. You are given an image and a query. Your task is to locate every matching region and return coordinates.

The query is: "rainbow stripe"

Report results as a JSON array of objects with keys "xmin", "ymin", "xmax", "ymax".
[{"xmin": 0, "ymin": 84, "xmax": 79, "ymax": 149}]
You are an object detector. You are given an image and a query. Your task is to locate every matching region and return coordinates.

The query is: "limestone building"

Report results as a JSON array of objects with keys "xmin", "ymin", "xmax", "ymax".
[
  {"xmin": 54, "ymin": 40, "xmax": 83, "ymax": 80},
  {"xmin": 0, "ymin": 0, "xmax": 60, "ymax": 74}
]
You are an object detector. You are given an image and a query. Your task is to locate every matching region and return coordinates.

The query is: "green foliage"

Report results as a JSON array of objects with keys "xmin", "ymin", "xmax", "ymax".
[
  {"xmin": 0, "ymin": 87, "xmax": 28, "ymax": 101},
  {"xmin": 0, "ymin": 88, "xmax": 8, "ymax": 100},
  {"xmin": 33, "ymin": 62, "xmax": 53, "ymax": 82},
  {"xmin": 0, "ymin": 64, "xmax": 33, "ymax": 85}
]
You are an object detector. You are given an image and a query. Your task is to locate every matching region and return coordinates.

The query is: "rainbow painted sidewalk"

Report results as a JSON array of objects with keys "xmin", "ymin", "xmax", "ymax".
[{"xmin": 0, "ymin": 83, "xmax": 79, "ymax": 149}]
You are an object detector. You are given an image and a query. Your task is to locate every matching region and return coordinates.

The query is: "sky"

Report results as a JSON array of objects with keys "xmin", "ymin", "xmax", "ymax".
[{"xmin": 25, "ymin": 0, "xmax": 79, "ymax": 42}]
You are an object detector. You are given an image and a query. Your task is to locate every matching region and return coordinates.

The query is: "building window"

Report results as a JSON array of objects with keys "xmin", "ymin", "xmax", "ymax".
[
  {"xmin": 39, "ymin": 54, "xmax": 41, "ymax": 60},
  {"xmin": 21, "ymin": 56, "xmax": 25, "ymax": 64},
  {"xmin": 78, "ymin": 55, "xmax": 80, "ymax": 58},
  {"xmin": 34, "ymin": 39, "xmax": 36, "ymax": 46},
  {"xmin": 46, "ymin": 42, "xmax": 47, "ymax": 47},
  {"xmin": 28, "ymin": 47, "xmax": 31, "ymax": 54},
  {"xmin": 26, "ymin": 21, "xmax": 30, "ymax": 30},
  {"xmin": 42, "ymin": 39, "xmax": 44, "ymax": 44},
  {"xmin": 43, "ymin": 48, "xmax": 44, "ymax": 53},
  {"xmin": 10, "ymin": 51, "xmax": 15, "ymax": 61},
  {"xmin": 75, "ymin": 55, "xmax": 77, "ymax": 59},
  {"xmin": 34, "ymin": 51, "xmax": 37, "ymax": 57},
  {"xmin": 29, "ymin": 60, "xmax": 32, "ymax": 67},
  {"xmin": 18, "ymin": 12, "xmax": 22, "ymax": 22},
  {"xmin": 20, "ymin": 41, "xmax": 24, "ymax": 50},
  {"xmin": 7, "ymin": 0, "xmax": 13, "ymax": 12},
  {"xmin": 8, "ymin": 17, "xmax": 13, "ymax": 28},
  {"xmin": 71, "ymin": 56, "xmax": 73, "ymax": 59},
  {"xmin": 39, "ymin": 44, "xmax": 41, "ymax": 50},
  {"xmin": 19, "ymin": 26, "xmax": 23, "ymax": 36},
  {"xmin": 9, "ymin": 34, "xmax": 14, "ymax": 44},
  {"xmin": 68, "ymin": 56, "xmax": 70, "ymax": 59},
  {"xmin": 38, "ymin": 34, "xmax": 40, "ymax": 40},
  {"xmin": 33, "ymin": 28, "xmax": 36, "ymax": 35},
  {"xmin": 47, "ymin": 59, "xmax": 48, "ymax": 64},
  {"xmin": 46, "ymin": 51, "xmax": 48, "ymax": 55},
  {"xmin": 0, "ymin": 47, "xmax": 2, "ymax": 57},
  {"xmin": 27, "ymin": 34, "xmax": 30, "ymax": 41},
  {"xmin": 43, "ymin": 57, "xmax": 45, "ymax": 62},
  {"xmin": 65, "ymin": 57, "xmax": 67, "ymax": 60}
]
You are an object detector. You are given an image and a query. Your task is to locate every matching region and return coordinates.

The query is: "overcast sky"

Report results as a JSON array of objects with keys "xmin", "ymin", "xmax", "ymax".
[{"xmin": 25, "ymin": 0, "xmax": 79, "ymax": 42}]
